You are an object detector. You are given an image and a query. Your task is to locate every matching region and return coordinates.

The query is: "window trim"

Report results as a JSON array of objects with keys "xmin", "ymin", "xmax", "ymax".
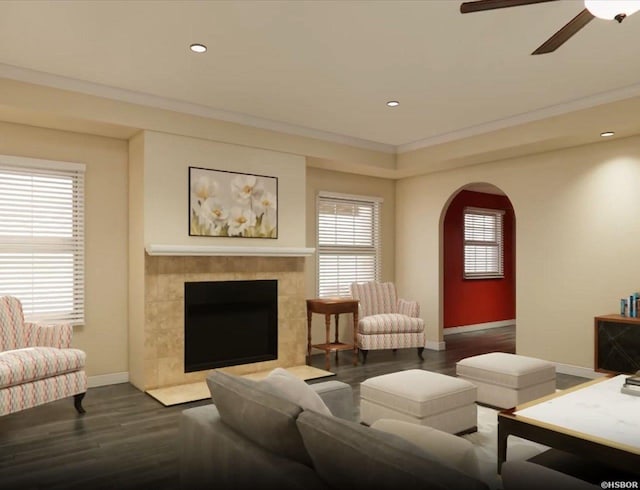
[
  {"xmin": 463, "ymin": 206, "xmax": 505, "ymax": 280},
  {"xmin": 316, "ymin": 191, "xmax": 382, "ymax": 298},
  {"xmin": 0, "ymin": 154, "xmax": 86, "ymax": 324}
]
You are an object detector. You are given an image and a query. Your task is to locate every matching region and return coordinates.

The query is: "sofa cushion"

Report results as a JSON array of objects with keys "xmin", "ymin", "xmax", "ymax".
[
  {"xmin": 371, "ymin": 418, "xmax": 480, "ymax": 479},
  {"xmin": 359, "ymin": 314, "xmax": 424, "ymax": 334},
  {"xmin": 260, "ymin": 368, "xmax": 332, "ymax": 416},
  {"xmin": 207, "ymin": 371, "xmax": 312, "ymax": 466},
  {"xmin": 180, "ymin": 404, "xmax": 331, "ymax": 490},
  {"xmin": 297, "ymin": 410, "xmax": 488, "ymax": 490},
  {"xmin": 0, "ymin": 347, "xmax": 86, "ymax": 389}
]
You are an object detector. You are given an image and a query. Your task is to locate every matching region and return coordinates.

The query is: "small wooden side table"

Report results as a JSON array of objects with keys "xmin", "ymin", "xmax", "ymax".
[{"xmin": 306, "ymin": 298, "xmax": 359, "ymax": 371}]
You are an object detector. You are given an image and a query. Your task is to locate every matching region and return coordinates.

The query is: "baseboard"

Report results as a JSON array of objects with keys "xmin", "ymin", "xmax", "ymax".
[
  {"xmin": 553, "ymin": 363, "xmax": 606, "ymax": 380},
  {"xmin": 443, "ymin": 319, "xmax": 516, "ymax": 335},
  {"xmin": 425, "ymin": 340, "xmax": 446, "ymax": 351},
  {"xmin": 88, "ymin": 371, "xmax": 129, "ymax": 388}
]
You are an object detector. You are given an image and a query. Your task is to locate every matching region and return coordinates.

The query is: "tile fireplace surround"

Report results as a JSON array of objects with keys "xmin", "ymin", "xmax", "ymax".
[{"xmin": 140, "ymin": 254, "xmax": 307, "ymax": 391}]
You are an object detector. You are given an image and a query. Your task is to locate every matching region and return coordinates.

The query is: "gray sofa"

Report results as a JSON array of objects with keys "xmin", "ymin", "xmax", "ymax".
[
  {"xmin": 180, "ymin": 371, "xmax": 488, "ymax": 490},
  {"xmin": 179, "ymin": 370, "xmax": 598, "ymax": 490}
]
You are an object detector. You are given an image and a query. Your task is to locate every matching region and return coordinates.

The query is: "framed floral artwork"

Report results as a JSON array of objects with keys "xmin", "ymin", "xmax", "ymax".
[{"xmin": 189, "ymin": 167, "xmax": 278, "ymax": 238}]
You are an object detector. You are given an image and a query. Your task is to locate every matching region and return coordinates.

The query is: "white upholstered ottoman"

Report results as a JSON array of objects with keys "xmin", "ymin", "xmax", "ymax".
[
  {"xmin": 360, "ymin": 369, "xmax": 477, "ymax": 434},
  {"xmin": 456, "ymin": 352, "xmax": 556, "ymax": 409}
]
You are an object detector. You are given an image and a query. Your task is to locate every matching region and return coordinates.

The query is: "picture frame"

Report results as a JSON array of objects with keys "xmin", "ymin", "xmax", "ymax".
[{"xmin": 189, "ymin": 166, "xmax": 278, "ymax": 238}]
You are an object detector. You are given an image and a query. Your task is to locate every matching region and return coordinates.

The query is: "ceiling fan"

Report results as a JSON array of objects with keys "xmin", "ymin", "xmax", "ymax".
[{"xmin": 460, "ymin": 0, "xmax": 640, "ymax": 55}]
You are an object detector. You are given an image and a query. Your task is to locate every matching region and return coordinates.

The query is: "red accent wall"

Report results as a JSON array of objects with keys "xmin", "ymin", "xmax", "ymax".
[{"xmin": 443, "ymin": 190, "xmax": 515, "ymax": 328}]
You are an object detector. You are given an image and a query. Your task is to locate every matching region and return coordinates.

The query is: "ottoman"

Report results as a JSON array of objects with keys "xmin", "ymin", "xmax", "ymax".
[
  {"xmin": 456, "ymin": 352, "xmax": 556, "ymax": 409},
  {"xmin": 360, "ymin": 369, "xmax": 477, "ymax": 434}
]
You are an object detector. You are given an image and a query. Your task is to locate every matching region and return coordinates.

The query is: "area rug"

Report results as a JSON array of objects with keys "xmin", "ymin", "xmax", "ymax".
[
  {"xmin": 146, "ymin": 365, "xmax": 335, "ymax": 406},
  {"xmin": 462, "ymin": 405, "xmax": 549, "ymax": 489}
]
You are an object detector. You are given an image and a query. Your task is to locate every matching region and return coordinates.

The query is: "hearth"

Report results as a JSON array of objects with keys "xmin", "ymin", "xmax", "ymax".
[{"xmin": 184, "ymin": 279, "xmax": 278, "ymax": 372}]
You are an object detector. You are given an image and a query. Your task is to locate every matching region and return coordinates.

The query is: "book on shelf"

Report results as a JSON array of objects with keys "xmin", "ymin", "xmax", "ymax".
[{"xmin": 618, "ymin": 292, "xmax": 640, "ymax": 317}]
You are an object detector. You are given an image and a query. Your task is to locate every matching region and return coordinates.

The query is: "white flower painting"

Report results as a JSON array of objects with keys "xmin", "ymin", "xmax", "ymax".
[{"xmin": 189, "ymin": 167, "xmax": 278, "ymax": 238}]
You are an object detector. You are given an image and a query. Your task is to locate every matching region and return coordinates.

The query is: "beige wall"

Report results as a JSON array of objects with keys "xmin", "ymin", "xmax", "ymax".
[
  {"xmin": 396, "ymin": 135, "xmax": 640, "ymax": 369},
  {"xmin": 141, "ymin": 130, "xmax": 306, "ymax": 248},
  {"xmin": 0, "ymin": 121, "xmax": 129, "ymax": 377},
  {"xmin": 305, "ymin": 166, "xmax": 396, "ymax": 345}
]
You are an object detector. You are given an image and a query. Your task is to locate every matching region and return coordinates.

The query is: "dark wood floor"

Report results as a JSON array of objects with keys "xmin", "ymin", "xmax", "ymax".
[{"xmin": 0, "ymin": 326, "xmax": 587, "ymax": 489}]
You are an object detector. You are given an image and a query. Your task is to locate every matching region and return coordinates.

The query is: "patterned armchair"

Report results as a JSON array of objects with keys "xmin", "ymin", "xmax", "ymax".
[
  {"xmin": 350, "ymin": 281, "xmax": 426, "ymax": 363},
  {"xmin": 0, "ymin": 296, "xmax": 87, "ymax": 416}
]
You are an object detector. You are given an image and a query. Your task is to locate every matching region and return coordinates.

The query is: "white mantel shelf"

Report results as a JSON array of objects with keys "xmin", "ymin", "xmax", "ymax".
[{"xmin": 145, "ymin": 244, "xmax": 315, "ymax": 257}]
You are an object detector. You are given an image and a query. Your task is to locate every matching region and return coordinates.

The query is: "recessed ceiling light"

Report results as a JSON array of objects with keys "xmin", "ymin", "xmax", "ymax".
[
  {"xmin": 386, "ymin": 100, "xmax": 400, "ymax": 107},
  {"xmin": 600, "ymin": 131, "xmax": 615, "ymax": 137},
  {"xmin": 190, "ymin": 43, "xmax": 207, "ymax": 53}
]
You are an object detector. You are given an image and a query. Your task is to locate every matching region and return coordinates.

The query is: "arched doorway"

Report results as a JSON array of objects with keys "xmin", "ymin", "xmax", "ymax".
[{"xmin": 440, "ymin": 183, "xmax": 516, "ymax": 344}]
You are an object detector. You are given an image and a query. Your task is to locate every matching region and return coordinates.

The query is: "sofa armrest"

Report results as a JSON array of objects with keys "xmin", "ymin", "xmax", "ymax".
[
  {"xmin": 311, "ymin": 380, "xmax": 355, "ymax": 422},
  {"xmin": 371, "ymin": 418, "xmax": 479, "ymax": 479},
  {"xmin": 501, "ymin": 461, "xmax": 599, "ymax": 490},
  {"xmin": 398, "ymin": 299, "xmax": 420, "ymax": 317},
  {"xmin": 23, "ymin": 322, "xmax": 73, "ymax": 348}
]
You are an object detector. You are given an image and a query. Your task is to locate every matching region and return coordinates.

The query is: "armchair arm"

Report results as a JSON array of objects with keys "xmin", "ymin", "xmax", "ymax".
[
  {"xmin": 23, "ymin": 321, "xmax": 73, "ymax": 348},
  {"xmin": 398, "ymin": 299, "xmax": 420, "ymax": 317}
]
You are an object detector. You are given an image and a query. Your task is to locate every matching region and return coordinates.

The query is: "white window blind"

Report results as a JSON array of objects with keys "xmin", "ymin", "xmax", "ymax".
[
  {"xmin": 463, "ymin": 207, "xmax": 504, "ymax": 279},
  {"xmin": 0, "ymin": 156, "xmax": 85, "ymax": 324},
  {"xmin": 317, "ymin": 192, "xmax": 381, "ymax": 298}
]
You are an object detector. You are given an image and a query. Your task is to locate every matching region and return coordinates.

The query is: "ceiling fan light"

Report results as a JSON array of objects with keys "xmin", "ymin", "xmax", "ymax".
[{"xmin": 584, "ymin": 0, "xmax": 640, "ymax": 20}]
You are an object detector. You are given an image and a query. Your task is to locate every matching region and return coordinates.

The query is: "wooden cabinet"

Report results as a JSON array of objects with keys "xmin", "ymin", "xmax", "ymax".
[{"xmin": 594, "ymin": 314, "xmax": 640, "ymax": 374}]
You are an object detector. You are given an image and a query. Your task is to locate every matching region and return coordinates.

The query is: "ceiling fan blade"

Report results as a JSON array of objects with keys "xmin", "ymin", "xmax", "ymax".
[
  {"xmin": 460, "ymin": 0, "xmax": 557, "ymax": 14},
  {"xmin": 532, "ymin": 8, "xmax": 595, "ymax": 55}
]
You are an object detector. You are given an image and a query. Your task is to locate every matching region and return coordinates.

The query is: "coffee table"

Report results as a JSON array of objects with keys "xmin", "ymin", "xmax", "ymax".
[{"xmin": 497, "ymin": 374, "xmax": 640, "ymax": 474}]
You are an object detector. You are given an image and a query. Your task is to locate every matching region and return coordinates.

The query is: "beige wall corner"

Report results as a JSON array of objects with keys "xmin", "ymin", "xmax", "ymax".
[{"xmin": 128, "ymin": 131, "xmax": 145, "ymax": 389}]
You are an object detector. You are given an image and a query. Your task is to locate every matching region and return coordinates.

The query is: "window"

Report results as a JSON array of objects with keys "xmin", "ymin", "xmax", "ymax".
[
  {"xmin": 463, "ymin": 207, "xmax": 504, "ymax": 279},
  {"xmin": 317, "ymin": 192, "xmax": 381, "ymax": 297},
  {"xmin": 0, "ymin": 155, "xmax": 85, "ymax": 324}
]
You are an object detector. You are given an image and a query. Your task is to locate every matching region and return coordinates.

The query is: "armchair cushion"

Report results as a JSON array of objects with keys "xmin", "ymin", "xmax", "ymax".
[
  {"xmin": 0, "ymin": 347, "xmax": 86, "ymax": 389},
  {"xmin": 359, "ymin": 314, "xmax": 424, "ymax": 335}
]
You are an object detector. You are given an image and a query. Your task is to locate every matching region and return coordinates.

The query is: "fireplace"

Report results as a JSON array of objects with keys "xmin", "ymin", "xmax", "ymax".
[{"xmin": 184, "ymin": 279, "xmax": 278, "ymax": 372}]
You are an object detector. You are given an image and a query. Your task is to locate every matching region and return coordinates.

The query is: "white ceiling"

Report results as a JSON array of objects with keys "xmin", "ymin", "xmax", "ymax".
[{"xmin": 0, "ymin": 0, "xmax": 640, "ymax": 153}]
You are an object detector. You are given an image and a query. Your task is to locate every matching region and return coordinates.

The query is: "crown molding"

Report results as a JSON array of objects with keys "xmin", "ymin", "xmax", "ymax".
[
  {"xmin": 0, "ymin": 63, "xmax": 395, "ymax": 154},
  {"xmin": 397, "ymin": 81, "xmax": 640, "ymax": 154},
  {"xmin": 3, "ymin": 62, "xmax": 640, "ymax": 159}
]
